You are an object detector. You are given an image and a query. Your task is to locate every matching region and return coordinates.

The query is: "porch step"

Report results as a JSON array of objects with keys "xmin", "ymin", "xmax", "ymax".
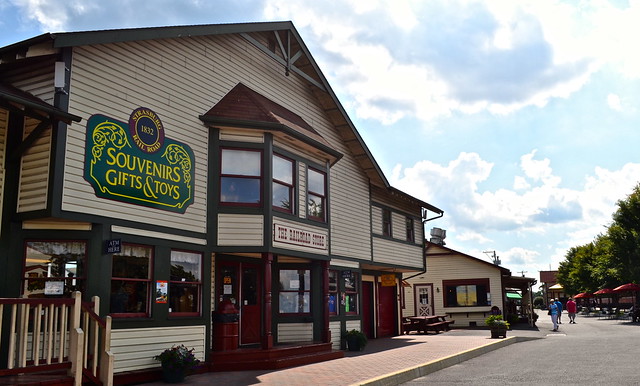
[
  {"xmin": 210, "ymin": 342, "xmax": 344, "ymax": 371},
  {"xmin": 0, "ymin": 370, "xmax": 74, "ymax": 385}
]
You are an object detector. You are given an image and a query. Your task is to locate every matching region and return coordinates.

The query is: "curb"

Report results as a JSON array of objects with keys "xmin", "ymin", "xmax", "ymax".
[{"xmin": 352, "ymin": 336, "xmax": 521, "ymax": 386}]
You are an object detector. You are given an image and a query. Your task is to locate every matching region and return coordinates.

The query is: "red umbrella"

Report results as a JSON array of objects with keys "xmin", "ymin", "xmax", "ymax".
[
  {"xmin": 574, "ymin": 292, "xmax": 594, "ymax": 299},
  {"xmin": 594, "ymin": 288, "xmax": 613, "ymax": 295},
  {"xmin": 613, "ymin": 283, "xmax": 640, "ymax": 292}
]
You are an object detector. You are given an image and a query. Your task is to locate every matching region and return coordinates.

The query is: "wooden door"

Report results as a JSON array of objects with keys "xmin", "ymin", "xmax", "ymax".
[
  {"xmin": 377, "ymin": 283, "xmax": 396, "ymax": 337},
  {"xmin": 414, "ymin": 284, "xmax": 434, "ymax": 316},
  {"xmin": 240, "ymin": 264, "xmax": 261, "ymax": 345}
]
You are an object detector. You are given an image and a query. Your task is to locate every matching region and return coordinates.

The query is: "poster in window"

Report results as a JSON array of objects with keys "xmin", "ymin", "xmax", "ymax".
[
  {"xmin": 156, "ymin": 280, "xmax": 168, "ymax": 303},
  {"xmin": 44, "ymin": 281, "xmax": 64, "ymax": 295}
]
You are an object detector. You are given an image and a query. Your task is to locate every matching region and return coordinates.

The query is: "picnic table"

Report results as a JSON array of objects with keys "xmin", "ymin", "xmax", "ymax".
[{"xmin": 402, "ymin": 315, "xmax": 454, "ymax": 334}]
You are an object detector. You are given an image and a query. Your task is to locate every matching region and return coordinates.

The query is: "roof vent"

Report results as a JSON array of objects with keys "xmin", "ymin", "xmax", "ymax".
[{"xmin": 430, "ymin": 228, "xmax": 446, "ymax": 245}]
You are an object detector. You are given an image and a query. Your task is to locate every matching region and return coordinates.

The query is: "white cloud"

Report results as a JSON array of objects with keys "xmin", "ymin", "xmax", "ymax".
[{"xmin": 607, "ymin": 93, "xmax": 622, "ymax": 111}]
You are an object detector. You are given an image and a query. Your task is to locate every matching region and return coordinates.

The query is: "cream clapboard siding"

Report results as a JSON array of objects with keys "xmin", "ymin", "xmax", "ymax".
[
  {"xmin": 217, "ymin": 213, "xmax": 264, "ymax": 246},
  {"xmin": 220, "ymin": 129, "xmax": 264, "ymax": 143},
  {"xmin": 371, "ymin": 206, "xmax": 383, "ymax": 235},
  {"xmin": 372, "ymin": 238, "xmax": 422, "ymax": 268},
  {"xmin": 345, "ymin": 319, "xmax": 360, "ymax": 332},
  {"xmin": 330, "ymin": 258, "xmax": 359, "ymax": 269},
  {"xmin": 272, "ymin": 216, "xmax": 328, "ymax": 256},
  {"xmin": 403, "ymin": 245, "xmax": 504, "ymax": 326},
  {"xmin": 277, "ymin": 323, "xmax": 313, "ymax": 343},
  {"xmin": 17, "ymin": 117, "xmax": 51, "ymax": 212},
  {"xmin": 65, "ymin": 33, "xmax": 371, "ymax": 253},
  {"xmin": 110, "ymin": 326, "xmax": 205, "ymax": 373},
  {"xmin": 0, "ymin": 108, "xmax": 6, "ymax": 233},
  {"xmin": 329, "ymin": 321, "xmax": 341, "ymax": 349}
]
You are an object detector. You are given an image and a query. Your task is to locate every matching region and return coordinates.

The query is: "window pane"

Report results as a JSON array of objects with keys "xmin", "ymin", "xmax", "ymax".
[
  {"xmin": 329, "ymin": 271, "xmax": 338, "ymax": 292},
  {"xmin": 307, "ymin": 194, "xmax": 324, "ymax": 219},
  {"xmin": 221, "ymin": 177, "xmax": 260, "ymax": 203},
  {"xmin": 222, "ymin": 149, "xmax": 261, "ymax": 176},
  {"xmin": 308, "ymin": 169, "xmax": 324, "ymax": 195},
  {"xmin": 279, "ymin": 270, "xmax": 310, "ymax": 291},
  {"xmin": 110, "ymin": 280, "xmax": 149, "ymax": 313},
  {"xmin": 273, "ymin": 182, "xmax": 291, "ymax": 210},
  {"xmin": 170, "ymin": 251, "xmax": 201, "ymax": 281},
  {"xmin": 24, "ymin": 241, "xmax": 86, "ymax": 297},
  {"xmin": 279, "ymin": 292, "xmax": 310, "ymax": 313},
  {"xmin": 273, "ymin": 155, "xmax": 293, "ymax": 184},
  {"xmin": 169, "ymin": 283, "xmax": 199, "ymax": 313},
  {"xmin": 345, "ymin": 294, "xmax": 358, "ymax": 313},
  {"xmin": 112, "ymin": 253, "xmax": 150, "ymax": 279}
]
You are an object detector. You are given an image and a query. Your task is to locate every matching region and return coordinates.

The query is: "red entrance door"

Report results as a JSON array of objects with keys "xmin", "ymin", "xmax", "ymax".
[
  {"xmin": 377, "ymin": 283, "xmax": 396, "ymax": 337},
  {"xmin": 217, "ymin": 262, "xmax": 261, "ymax": 346}
]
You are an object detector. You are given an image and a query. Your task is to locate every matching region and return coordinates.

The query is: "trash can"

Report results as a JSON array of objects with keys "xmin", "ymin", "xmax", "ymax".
[{"xmin": 212, "ymin": 300, "xmax": 239, "ymax": 351}]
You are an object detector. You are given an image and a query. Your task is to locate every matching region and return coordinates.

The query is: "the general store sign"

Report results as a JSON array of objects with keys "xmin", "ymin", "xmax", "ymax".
[
  {"xmin": 84, "ymin": 108, "xmax": 195, "ymax": 213},
  {"xmin": 274, "ymin": 223, "xmax": 327, "ymax": 250}
]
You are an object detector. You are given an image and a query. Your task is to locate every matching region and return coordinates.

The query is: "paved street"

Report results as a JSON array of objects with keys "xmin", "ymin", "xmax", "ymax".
[{"xmin": 404, "ymin": 312, "xmax": 640, "ymax": 385}]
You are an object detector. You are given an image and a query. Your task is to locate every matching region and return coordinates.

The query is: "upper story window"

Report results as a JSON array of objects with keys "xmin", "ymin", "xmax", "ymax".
[
  {"xmin": 23, "ymin": 241, "xmax": 86, "ymax": 298},
  {"xmin": 169, "ymin": 250, "xmax": 202, "ymax": 316},
  {"xmin": 110, "ymin": 243, "xmax": 153, "ymax": 317},
  {"xmin": 273, "ymin": 154, "xmax": 294, "ymax": 213},
  {"xmin": 220, "ymin": 148, "xmax": 262, "ymax": 205},
  {"xmin": 382, "ymin": 209, "xmax": 392, "ymax": 237},
  {"xmin": 406, "ymin": 217, "xmax": 415, "ymax": 242},
  {"xmin": 307, "ymin": 168, "xmax": 326, "ymax": 221}
]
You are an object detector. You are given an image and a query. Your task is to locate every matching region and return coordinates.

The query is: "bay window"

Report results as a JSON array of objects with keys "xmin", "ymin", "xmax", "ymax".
[
  {"xmin": 307, "ymin": 168, "xmax": 326, "ymax": 221},
  {"xmin": 220, "ymin": 148, "xmax": 262, "ymax": 205},
  {"xmin": 273, "ymin": 154, "xmax": 294, "ymax": 212}
]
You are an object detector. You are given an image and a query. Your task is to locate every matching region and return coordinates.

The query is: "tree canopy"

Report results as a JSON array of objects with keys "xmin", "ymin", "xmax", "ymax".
[{"xmin": 557, "ymin": 184, "xmax": 640, "ymax": 294}]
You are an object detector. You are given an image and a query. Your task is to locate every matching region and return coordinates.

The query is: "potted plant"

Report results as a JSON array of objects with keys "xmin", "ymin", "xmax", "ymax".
[
  {"xmin": 485, "ymin": 315, "xmax": 510, "ymax": 339},
  {"xmin": 343, "ymin": 329, "xmax": 367, "ymax": 351},
  {"xmin": 154, "ymin": 344, "xmax": 201, "ymax": 383}
]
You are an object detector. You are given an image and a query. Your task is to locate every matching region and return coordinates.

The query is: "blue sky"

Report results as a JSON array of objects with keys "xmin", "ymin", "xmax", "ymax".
[{"xmin": 3, "ymin": 0, "xmax": 640, "ymax": 286}]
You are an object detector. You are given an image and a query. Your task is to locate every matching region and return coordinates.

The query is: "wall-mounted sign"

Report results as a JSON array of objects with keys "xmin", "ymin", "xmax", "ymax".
[
  {"xmin": 381, "ymin": 274, "xmax": 396, "ymax": 287},
  {"xmin": 274, "ymin": 223, "xmax": 327, "ymax": 250},
  {"xmin": 105, "ymin": 239, "xmax": 121, "ymax": 254},
  {"xmin": 84, "ymin": 108, "xmax": 195, "ymax": 213},
  {"xmin": 44, "ymin": 281, "xmax": 64, "ymax": 295}
]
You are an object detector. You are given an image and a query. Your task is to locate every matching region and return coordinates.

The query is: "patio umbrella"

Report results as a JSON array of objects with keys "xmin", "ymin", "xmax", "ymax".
[
  {"xmin": 613, "ymin": 283, "xmax": 640, "ymax": 307},
  {"xmin": 594, "ymin": 288, "xmax": 613, "ymax": 295},
  {"xmin": 574, "ymin": 292, "xmax": 593, "ymax": 299}
]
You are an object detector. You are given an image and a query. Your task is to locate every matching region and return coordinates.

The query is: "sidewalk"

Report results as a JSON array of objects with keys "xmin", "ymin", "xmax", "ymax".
[{"xmin": 143, "ymin": 324, "xmax": 545, "ymax": 385}]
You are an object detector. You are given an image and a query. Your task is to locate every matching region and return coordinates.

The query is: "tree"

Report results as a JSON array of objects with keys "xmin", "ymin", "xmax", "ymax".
[{"xmin": 607, "ymin": 184, "xmax": 640, "ymax": 285}]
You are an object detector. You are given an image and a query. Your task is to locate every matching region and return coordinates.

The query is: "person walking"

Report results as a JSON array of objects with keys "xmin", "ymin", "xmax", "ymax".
[
  {"xmin": 549, "ymin": 300, "xmax": 559, "ymax": 331},
  {"xmin": 566, "ymin": 297, "xmax": 577, "ymax": 323},
  {"xmin": 555, "ymin": 298, "xmax": 563, "ymax": 324}
]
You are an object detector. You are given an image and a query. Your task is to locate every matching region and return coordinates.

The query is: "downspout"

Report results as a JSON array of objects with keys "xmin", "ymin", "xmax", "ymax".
[{"xmin": 404, "ymin": 208, "xmax": 444, "ymax": 281}]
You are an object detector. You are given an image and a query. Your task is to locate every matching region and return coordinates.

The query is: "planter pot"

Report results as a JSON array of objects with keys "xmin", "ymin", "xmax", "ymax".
[
  {"xmin": 490, "ymin": 326, "xmax": 508, "ymax": 339},
  {"xmin": 346, "ymin": 335, "xmax": 363, "ymax": 351},
  {"xmin": 161, "ymin": 366, "xmax": 186, "ymax": 383}
]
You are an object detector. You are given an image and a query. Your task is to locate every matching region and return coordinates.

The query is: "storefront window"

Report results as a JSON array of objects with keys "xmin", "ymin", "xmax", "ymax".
[
  {"xmin": 443, "ymin": 279, "xmax": 490, "ymax": 307},
  {"xmin": 169, "ymin": 250, "xmax": 202, "ymax": 316},
  {"xmin": 344, "ymin": 272, "xmax": 359, "ymax": 315},
  {"xmin": 273, "ymin": 154, "xmax": 294, "ymax": 213},
  {"xmin": 110, "ymin": 244, "xmax": 152, "ymax": 317},
  {"xmin": 220, "ymin": 148, "xmax": 262, "ymax": 205},
  {"xmin": 23, "ymin": 241, "xmax": 86, "ymax": 298},
  {"xmin": 279, "ymin": 269, "xmax": 311, "ymax": 314},
  {"xmin": 328, "ymin": 270, "xmax": 338, "ymax": 315},
  {"xmin": 307, "ymin": 168, "xmax": 326, "ymax": 221}
]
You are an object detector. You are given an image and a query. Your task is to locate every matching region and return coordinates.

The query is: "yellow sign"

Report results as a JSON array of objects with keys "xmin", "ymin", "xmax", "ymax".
[{"xmin": 381, "ymin": 274, "xmax": 396, "ymax": 287}]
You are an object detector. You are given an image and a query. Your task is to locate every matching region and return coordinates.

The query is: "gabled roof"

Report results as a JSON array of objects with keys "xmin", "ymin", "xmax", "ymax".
[
  {"xmin": 425, "ymin": 241, "xmax": 511, "ymax": 276},
  {"xmin": 1, "ymin": 21, "xmax": 442, "ymax": 214},
  {"xmin": 200, "ymin": 83, "xmax": 342, "ymax": 164}
]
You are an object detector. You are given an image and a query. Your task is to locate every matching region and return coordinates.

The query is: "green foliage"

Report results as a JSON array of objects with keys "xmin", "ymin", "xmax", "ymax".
[
  {"xmin": 343, "ymin": 329, "xmax": 367, "ymax": 348},
  {"xmin": 154, "ymin": 345, "xmax": 200, "ymax": 372},
  {"xmin": 533, "ymin": 296, "xmax": 545, "ymax": 309},
  {"xmin": 484, "ymin": 315, "xmax": 510, "ymax": 328},
  {"xmin": 558, "ymin": 184, "xmax": 640, "ymax": 293}
]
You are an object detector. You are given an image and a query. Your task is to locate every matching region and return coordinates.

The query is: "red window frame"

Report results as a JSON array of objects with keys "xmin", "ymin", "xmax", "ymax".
[
  {"xmin": 110, "ymin": 243, "xmax": 153, "ymax": 318},
  {"xmin": 272, "ymin": 153, "xmax": 295, "ymax": 213},
  {"xmin": 220, "ymin": 148, "xmax": 263, "ymax": 206}
]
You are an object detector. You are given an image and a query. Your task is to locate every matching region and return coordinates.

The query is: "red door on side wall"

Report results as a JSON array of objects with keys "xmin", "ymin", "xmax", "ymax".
[{"xmin": 377, "ymin": 283, "xmax": 396, "ymax": 337}]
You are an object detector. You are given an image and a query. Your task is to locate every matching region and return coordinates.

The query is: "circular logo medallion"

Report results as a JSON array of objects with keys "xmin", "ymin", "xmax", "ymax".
[{"xmin": 129, "ymin": 107, "xmax": 165, "ymax": 153}]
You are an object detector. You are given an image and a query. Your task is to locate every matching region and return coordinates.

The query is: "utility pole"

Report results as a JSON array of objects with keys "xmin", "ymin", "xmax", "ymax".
[{"xmin": 483, "ymin": 250, "xmax": 501, "ymax": 266}]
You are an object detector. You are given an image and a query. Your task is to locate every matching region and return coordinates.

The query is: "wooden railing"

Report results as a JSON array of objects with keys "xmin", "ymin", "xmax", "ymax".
[{"xmin": 0, "ymin": 292, "xmax": 113, "ymax": 385}]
